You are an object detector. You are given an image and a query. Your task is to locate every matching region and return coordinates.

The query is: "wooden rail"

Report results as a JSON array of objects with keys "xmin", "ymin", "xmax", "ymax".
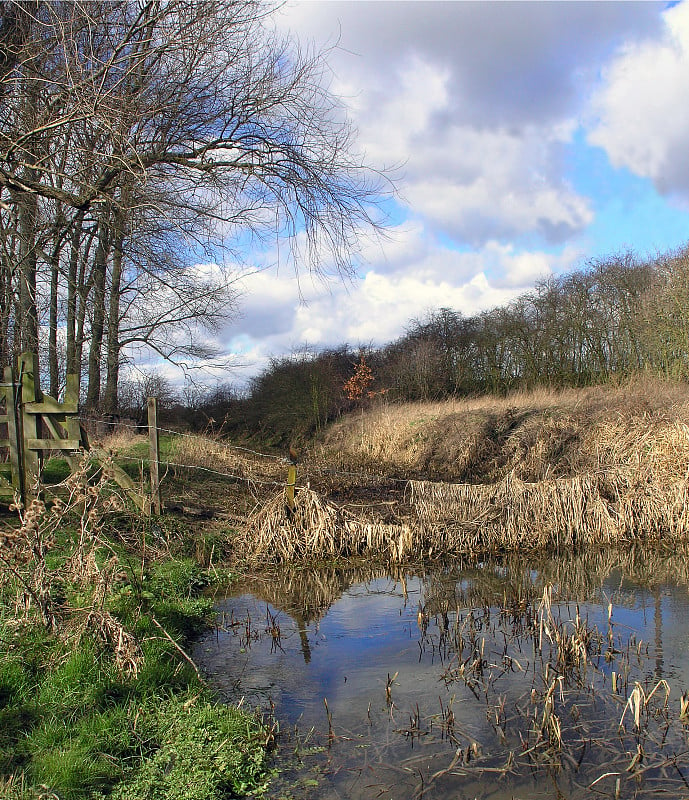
[{"xmin": 0, "ymin": 352, "xmax": 154, "ymax": 514}]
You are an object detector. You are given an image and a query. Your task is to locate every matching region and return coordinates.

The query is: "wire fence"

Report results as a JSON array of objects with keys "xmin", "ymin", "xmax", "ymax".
[{"xmin": 80, "ymin": 415, "xmax": 414, "ymax": 497}]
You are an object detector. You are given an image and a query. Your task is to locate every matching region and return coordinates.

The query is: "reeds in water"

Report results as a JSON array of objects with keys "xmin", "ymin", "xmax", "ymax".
[
  {"xmin": 240, "ymin": 487, "xmax": 417, "ymax": 565},
  {"xmin": 241, "ymin": 463, "xmax": 689, "ymax": 563},
  {"xmin": 408, "ymin": 462, "xmax": 689, "ymax": 552}
]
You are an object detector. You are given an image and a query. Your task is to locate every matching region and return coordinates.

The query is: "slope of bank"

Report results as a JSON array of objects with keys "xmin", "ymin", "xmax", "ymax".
[
  {"xmin": 317, "ymin": 376, "xmax": 689, "ymax": 484},
  {"xmin": 263, "ymin": 376, "xmax": 689, "ymax": 558}
]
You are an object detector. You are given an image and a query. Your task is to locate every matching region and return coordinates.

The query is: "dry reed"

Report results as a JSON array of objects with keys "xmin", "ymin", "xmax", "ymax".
[
  {"xmin": 161, "ymin": 378, "xmax": 689, "ymax": 561},
  {"xmin": 240, "ymin": 487, "xmax": 418, "ymax": 565},
  {"xmin": 408, "ymin": 459, "xmax": 689, "ymax": 553}
]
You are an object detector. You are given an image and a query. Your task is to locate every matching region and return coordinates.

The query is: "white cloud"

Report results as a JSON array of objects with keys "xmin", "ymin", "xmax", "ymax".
[
  {"xmin": 271, "ymin": 0, "xmax": 660, "ymax": 245},
  {"xmin": 278, "ymin": 2, "xmax": 660, "ymax": 128},
  {"xmin": 218, "ymin": 227, "xmax": 579, "ymax": 385},
  {"xmin": 588, "ymin": 2, "xmax": 689, "ymax": 196},
  {"xmin": 277, "ymin": 5, "xmax": 602, "ymax": 246},
  {"xmin": 350, "ymin": 59, "xmax": 592, "ymax": 244}
]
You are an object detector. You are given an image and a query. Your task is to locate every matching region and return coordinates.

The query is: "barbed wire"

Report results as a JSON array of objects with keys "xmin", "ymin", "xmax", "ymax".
[
  {"xmin": 114, "ymin": 454, "xmax": 289, "ymax": 488},
  {"xmin": 79, "ymin": 415, "xmax": 284, "ymax": 462},
  {"xmin": 155, "ymin": 426, "xmax": 283, "ymax": 462},
  {"xmin": 67, "ymin": 416, "xmax": 420, "ymax": 488},
  {"xmin": 80, "ymin": 416, "xmax": 139, "ymax": 429}
]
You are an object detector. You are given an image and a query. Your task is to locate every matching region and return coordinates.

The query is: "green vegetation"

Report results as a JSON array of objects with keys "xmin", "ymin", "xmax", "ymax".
[{"xmin": 0, "ymin": 462, "xmax": 269, "ymax": 800}]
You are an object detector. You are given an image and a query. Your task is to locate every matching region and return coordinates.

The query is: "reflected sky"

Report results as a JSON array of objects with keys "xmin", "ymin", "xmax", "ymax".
[{"xmin": 195, "ymin": 550, "xmax": 689, "ymax": 799}]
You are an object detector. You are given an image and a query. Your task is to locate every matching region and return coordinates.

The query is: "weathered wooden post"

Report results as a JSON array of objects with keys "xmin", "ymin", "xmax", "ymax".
[
  {"xmin": 0, "ymin": 366, "xmax": 23, "ymax": 503},
  {"xmin": 147, "ymin": 397, "xmax": 161, "ymax": 515},
  {"xmin": 286, "ymin": 464, "xmax": 297, "ymax": 513},
  {"xmin": 19, "ymin": 352, "xmax": 41, "ymax": 496}
]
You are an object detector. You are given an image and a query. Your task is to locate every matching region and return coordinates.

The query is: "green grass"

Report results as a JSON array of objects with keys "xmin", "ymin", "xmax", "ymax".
[
  {"xmin": 111, "ymin": 698, "xmax": 267, "ymax": 800},
  {"xmin": 0, "ymin": 534, "xmax": 267, "ymax": 799},
  {"xmin": 41, "ymin": 457, "xmax": 72, "ymax": 484},
  {"xmin": 115, "ymin": 434, "xmax": 176, "ymax": 481}
]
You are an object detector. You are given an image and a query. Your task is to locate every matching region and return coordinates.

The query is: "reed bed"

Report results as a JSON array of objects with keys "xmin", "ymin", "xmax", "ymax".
[
  {"xmin": 239, "ymin": 487, "xmax": 418, "ymax": 565},
  {"xmin": 408, "ymin": 463, "xmax": 689, "ymax": 552},
  {"xmin": 241, "ymin": 488, "xmax": 340, "ymax": 563},
  {"xmin": 241, "ymin": 457, "xmax": 689, "ymax": 563}
]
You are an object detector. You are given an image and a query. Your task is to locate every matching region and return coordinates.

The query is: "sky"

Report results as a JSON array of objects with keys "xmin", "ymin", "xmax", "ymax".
[{"xmin": 189, "ymin": 0, "xmax": 689, "ymax": 389}]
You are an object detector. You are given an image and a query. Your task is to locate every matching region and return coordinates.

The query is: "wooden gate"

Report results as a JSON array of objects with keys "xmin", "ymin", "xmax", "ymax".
[
  {"xmin": 0, "ymin": 366, "xmax": 22, "ymax": 502},
  {"xmin": 0, "ymin": 352, "xmax": 155, "ymax": 514},
  {"xmin": 0, "ymin": 353, "xmax": 85, "ymax": 505}
]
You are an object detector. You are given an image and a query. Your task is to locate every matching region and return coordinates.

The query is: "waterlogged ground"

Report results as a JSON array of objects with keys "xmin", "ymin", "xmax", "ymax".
[{"xmin": 194, "ymin": 549, "xmax": 689, "ymax": 799}]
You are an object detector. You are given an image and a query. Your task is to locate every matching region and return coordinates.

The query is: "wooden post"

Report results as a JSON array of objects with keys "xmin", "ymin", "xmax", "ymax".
[
  {"xmin": 286, "ymin": 464, "xmax": 296, "ymax": 513},
  {"xmin": 147, "ymin": 396, "xmax": 161, "ymax": 515},
  {"xmin": 19, "ymin": 352, "xmax": 40, "ymax": 496},
  {"xmin": 4, "ymin": 366, "xmax": 23, "ymax": 501}
]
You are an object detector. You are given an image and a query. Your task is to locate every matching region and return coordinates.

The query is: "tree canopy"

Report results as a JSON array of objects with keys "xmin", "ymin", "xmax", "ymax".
[{"xmin": 0, "ymin": 0, "xmax": 384, "ymax": 410}]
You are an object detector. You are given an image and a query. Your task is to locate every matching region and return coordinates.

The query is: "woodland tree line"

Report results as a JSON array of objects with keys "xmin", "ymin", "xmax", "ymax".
[{"xmin": 167, "ymin": 246, "xmax": 689, "ymax": 445}]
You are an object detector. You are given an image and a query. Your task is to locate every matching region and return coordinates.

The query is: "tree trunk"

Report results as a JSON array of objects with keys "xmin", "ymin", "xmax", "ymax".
[
  {"xmin": 0, "ymin": 237, "xmax": 15, "ymax": 370},
  {"xmin": 85, "ymin": 219, "xmax": 111, "ymax": 411},
  {"xmin": 102, "ymin": 225, "xmax": 124, "ymax": 415},
  {"xmin": 17, "ymin": 186, "xmax": 38, "ymax": 359},
  {"xmin": 47, "ymin": 211, "xmax": 66, "ymax": 397},
  {"xmin": 65, "ymin": 210, "xmax": 86, "ymax": 375}
]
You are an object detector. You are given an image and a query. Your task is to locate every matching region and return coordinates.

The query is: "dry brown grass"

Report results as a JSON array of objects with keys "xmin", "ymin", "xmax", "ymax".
[
  {"xmin": 239, "ymin": 486, "xmax": 415, "ymax": 565},
  {"xmin": 319, "ymin": 375, "xmax": 689, "ymax": 482},
  {"xmin": 170, "ymin": 433, "xmax": 284, "ymax": 480},
  {"xmin": 100, "ymin": 428, "xmax": 148, "ymax": 454},
  {"xmin": 111, "ymin": 376, "xmax": 689, "ymax": 563}
]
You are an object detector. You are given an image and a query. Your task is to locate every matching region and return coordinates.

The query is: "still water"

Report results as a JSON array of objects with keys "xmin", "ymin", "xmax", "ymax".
[{"xmin": 194, "ymin": 548, "xmax": 689, "ymax": 799}]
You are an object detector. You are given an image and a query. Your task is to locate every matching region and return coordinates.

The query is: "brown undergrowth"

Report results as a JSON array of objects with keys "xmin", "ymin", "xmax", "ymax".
[
  {"xmin": 243, "ymin": 376, "xmax": 689, "ymax": 562},
  {"xmin": 117, "ymin": 376, "xmax": 689, "ymax": 563},
  {"xmin": 0, "ymin": 458, "xmax": 142, "ymax": 672}
]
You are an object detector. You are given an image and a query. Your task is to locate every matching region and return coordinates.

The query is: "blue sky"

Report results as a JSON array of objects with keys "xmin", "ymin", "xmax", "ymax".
[{"xmin": 178, "ymin": 1, "xmax": 689, "ymax": 387}]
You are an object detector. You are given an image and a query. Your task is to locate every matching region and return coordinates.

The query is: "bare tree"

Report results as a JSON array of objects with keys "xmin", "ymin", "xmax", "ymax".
[{"xmin": 0, "ymin": 1, "xmax": 386, "ymax": 409}]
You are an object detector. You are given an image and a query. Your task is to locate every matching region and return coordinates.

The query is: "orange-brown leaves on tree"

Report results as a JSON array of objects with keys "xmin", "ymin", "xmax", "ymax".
[{"xmin": 344, "ymin": 354, "xmax": 374, "ymax": 401}]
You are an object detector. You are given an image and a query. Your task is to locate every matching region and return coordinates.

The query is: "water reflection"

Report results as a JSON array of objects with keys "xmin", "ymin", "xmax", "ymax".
[{"xmin": 195, "ymin": 546, "xmax": 689, "ymax": 799}]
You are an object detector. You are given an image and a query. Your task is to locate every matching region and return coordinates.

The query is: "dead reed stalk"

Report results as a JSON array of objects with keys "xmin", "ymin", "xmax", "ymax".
[
  {"xmin": 408, "ymin": 460, "xmax": 689, "ymax": 553},
  {"xmin": 240, "ymin": 487, "xmax": 419, "ymax": 564}
]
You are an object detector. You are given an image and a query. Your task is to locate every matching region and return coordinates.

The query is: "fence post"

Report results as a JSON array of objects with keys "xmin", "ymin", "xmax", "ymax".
[
  {"xmin": 147, "ymin": 397, "xmax": 161, "ymax": 515},
  {"xmin": 19, "ymin": 352, "xmax": 40, "ymax": 496},
  {"xmin": 2, "ymin": 366, "xmax": 23, "ymax": 503},
  {"xmin": 286, "ymin": 464, "xmax": 297, "ymax": 513}
]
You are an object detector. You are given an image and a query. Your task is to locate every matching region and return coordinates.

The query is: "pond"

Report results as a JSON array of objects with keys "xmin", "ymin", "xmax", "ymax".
[{"xmin": 194, "ymin": 548, "xmax": 689, "ymax": 799}]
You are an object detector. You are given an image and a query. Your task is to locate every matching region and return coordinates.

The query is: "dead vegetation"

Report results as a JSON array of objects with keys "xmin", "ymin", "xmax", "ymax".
[
  {"xmin": 234, "ymin": 379, "xmax": 689, "ymax": 562},
  {"xmin": 239, "ymin": 486, "xmax": 414, "ymax": 565},
  {"xmin": 105, "ymin": 377, "xmax": 689, "ymax": 563},
  {"xmin": 0, "ymin": 457, "xmax": 143, "ymax": 673},
  {"xmin": 319, "ymin": 376, "xmax": 689, "ymax": 481}
]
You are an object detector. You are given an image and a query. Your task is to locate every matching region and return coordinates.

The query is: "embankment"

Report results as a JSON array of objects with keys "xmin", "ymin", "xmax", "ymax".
[
  {"xmin": 126, "ymin": 375, "xmax": 689, "ymax": 563},
  {"xmin": 271, "ymin": 376, "xmax": 689, "ymax": 560}
]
